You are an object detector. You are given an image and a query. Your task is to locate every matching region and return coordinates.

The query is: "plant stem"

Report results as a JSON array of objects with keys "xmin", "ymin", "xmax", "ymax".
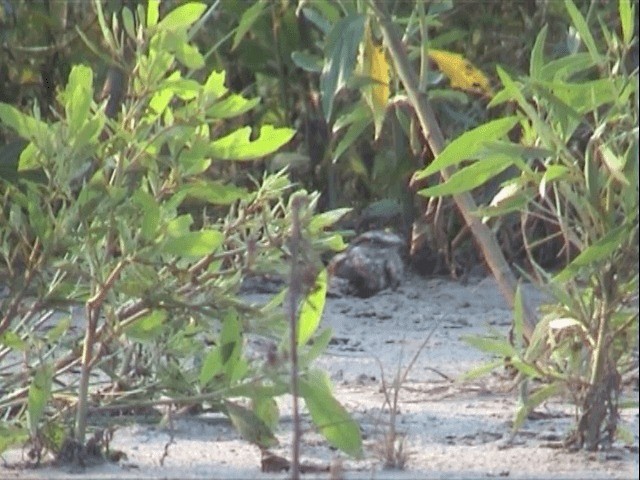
[{"xmin": 370, "ymin": 0, "xmax": 538, "ymax": 339}]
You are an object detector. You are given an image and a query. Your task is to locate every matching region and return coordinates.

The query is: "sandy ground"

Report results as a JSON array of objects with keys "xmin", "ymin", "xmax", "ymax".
[{"xmin": 1, "ymin": 274, "xmax": 638, "ymax": 479}]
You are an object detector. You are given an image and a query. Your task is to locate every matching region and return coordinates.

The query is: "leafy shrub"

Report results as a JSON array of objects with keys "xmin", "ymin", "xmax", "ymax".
[{"xmin": 0, "ymin": 1, "xmax": 361, "ymax": 463}]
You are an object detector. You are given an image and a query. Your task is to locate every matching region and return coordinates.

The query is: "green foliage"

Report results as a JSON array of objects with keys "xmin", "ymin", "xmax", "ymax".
[
  {"xmin": 0, "ymin": 1, "xmax": 359, "ymax": 462},
  {"xmin": 459, "ymin": 0, "xmax": 638, "ymax": 450}
]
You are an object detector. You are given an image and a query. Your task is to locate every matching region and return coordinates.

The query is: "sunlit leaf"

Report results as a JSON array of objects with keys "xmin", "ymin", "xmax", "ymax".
[
  {"xmin": 359, "ymin": 23, "xmax": 389, "ymax": 139},
  {"xmin": 300, "ymin": 370, "xmax": 363, "ymax": 457},
  {"xmin": 298, "ymin": 269, "xmax": 327, "ymax": 346},
  {"xmin": 162, "ymin": 229, "xmax": 224, "ymax": 257},
  {"xmin": 428, "ymin": 49, "xmax": 494, "ymax": 97},
  {"xmin": 157, "ymin": 2, "xmax": 206, "ymax": 31},
  {"xmin": 210, "ymin": 126, "xmax": 295, "ymax": 161}
]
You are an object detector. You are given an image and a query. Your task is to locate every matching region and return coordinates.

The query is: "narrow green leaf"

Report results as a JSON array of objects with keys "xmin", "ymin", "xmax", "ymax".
[
  {"xmin": 513, "ymin": 382, "xmax": 563, "ymax": 430},
  {"xmin": 300, "ymin": 370, "xmax": 363, "ymax": 457},
  {"xmin": 199, "ymin": 346, "xmax": 223, "ymax": 386},
  {"xmin": 320, "ymin": 14, "xmax": 365, "ymax": 120},
  {"xmin": 157, "ymin": 2, "xmax": 206, "ymax": 31},
  {"xmin": 530, "ymin": 25, "xmax": 548, "ymax": 79},
  {"xmin": 554, "ymin": 225, "xmax": 628, "ymax": 282},
  {"xmin": 180, "ymin": 180, "xmax": 249, "ymax": 205},
  {"xmin": 332, "ymin": 117, "xmax": 371, "ymax": 163},
  {"xmin": 232, "ymin": 1, "xmax": 267, "ymax": 51},
  {"xmin": 210, "ymin": 126, "xmax": 295, "ymax": 161},
  {"xmin": 309, "ymin": 208, "xmax": 351, "ymax": 234},
  {"xmin": 132, "ymin": 189, "xmax": 160, "ymax": 241},
  {"xmin": 27, "ymin": 364, "xmax": 54, "ymax": 435},
  {"xmin": 415, "ymin": 116, "xmax": 519, "ymax": 179},
  {"xmin": 461, "ymin": 359, "xmax": 503, "ymax": 380},
  {"xmin": 462, "ymin": 335, "xmax": 517, "ymax": 358},
  {"xmin": 620, "ymin": 0, "xmax": 634, "ymax": 45},
  {"xmin": 0, "ymin": 426, "xmax": 29, "ymax": 455},
  {"xmin": 124, "ymin": 309, "xmax": 167, "ymax": 341},
  {"xmin": 121, "ymin": 7, "xmax": 136, "ymax": 39},
  {"xmin": 298, "ymin": 269, "xmax": 327, "ymax": 346},
  {"xmin": 564, "ymin": 0, "xmax": 600, "ymax": 63},
  {"xmin": 419, "ymin": 154, "xmax": 513, "ymax": 197},
  {"xmin": 64, "ymin": 65, "xmax": 94, "ymax": 133},
  {"xmin": 162, "ymin": 229, "xmax": 224, "ymax": 257},
  {"xmin": 0, "ymin": 331, "xmax": 26, "ymax": 351}
]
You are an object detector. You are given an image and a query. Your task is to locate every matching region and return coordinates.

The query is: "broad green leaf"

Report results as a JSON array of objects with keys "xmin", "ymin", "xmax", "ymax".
[
  {"xmin": 232, "ymin": 1, "xmax": 267, "ymax": 51},
  {"xmin": 320, "ymin": 14, "xmax": 365, "ymax": 120},
  {"xmin": 203, "ymin": 70, "xmax": 228, "ymax": 101},
  {"xmin": 210, "ymin": 126, "xmax": 295, "ymax": 161},
  {"xmin": 27, "ymin": 364, "xmax": 54, "ymax": 435},
  {"xmin": 554, "ymin": 225, "xmax": 628, "ymax": 282},
  {"xmin": 462, "ymin": 335, "xmax": 517, "ymax": 358},
  {"xmin": 419, "ymin": 154, "xmax": 513, "ymax": 197},
  {"xmin": 174, "ymin": 42, "xmax": 205, "ymax": 69},
  {"xmin": 415, "ymin": 116, "xmax": 519, "ymax": 179},
  {"xmin": 291, "ymin": 51, "xmax": 323, "ymax": 73},
  {"xmin": 300, "ymin": 370, "xmax": 363, "ymax": 457},
  {"xmin": 206, "ymin": 95, "xmax": 260, "ymax": 119},
  {"xmin": 301, "ymin": 7, "xmax": 332, "ymax": 35},
  {"xmin": 530, "ymin": 25, "xmax": 548, "ymax": 79},
  {"xmin": 64, "ymin": 65, "xmax": 94, "ymax": 133},
  {"xmin": 157, "ymin": 2, "xmax": 206, "ymax": 31},
  {"xmin": 162, "ymin": 229, "xmax": 224, "ymax": 257},
  {"xmin": 298, "ymin": 269, "xmax": 327, "ymax": 346},
  {"xmin": 564, "ymin": 0, "xmax": 601, "ymax": 64},
  {"xmin": 225, "ymin": 401, "xmax": 278, "ymax": 449},
  {"xmin": 0, "ymin": 104, "xmax": 48, "ymax": 142}
]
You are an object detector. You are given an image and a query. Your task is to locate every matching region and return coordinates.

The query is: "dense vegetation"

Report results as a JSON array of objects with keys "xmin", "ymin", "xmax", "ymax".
[{"xmin": 0, "ymin": 0, "xmax": 637, "ymax": 471}]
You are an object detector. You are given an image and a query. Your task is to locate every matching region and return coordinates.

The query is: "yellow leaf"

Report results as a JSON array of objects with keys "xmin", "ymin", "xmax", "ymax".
[
  {"xmin": 360, "ymin": 24, "xmax": 389, "ymax": 139},
  {"xmin": 428, "ymin": 49, "xmax": 494, "ymax": 97}
]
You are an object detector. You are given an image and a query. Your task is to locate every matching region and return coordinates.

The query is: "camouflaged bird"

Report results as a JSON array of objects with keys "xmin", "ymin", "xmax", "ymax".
[{"xmin": 328, "ymin": 230, "xmax": 406, "ymax": 298}]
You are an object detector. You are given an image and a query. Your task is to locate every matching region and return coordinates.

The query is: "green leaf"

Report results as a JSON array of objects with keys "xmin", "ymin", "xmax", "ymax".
[
  {"xmin": 210, "ymin": 126, "xmax": 295, "ymax": 161},
  {"xmin": 332, "ymin": 116, "xmax": 371, "ymax": 163},
  {"xmin": 513, "ymin": 381, "xmax": 563, "ymax": 430},
  {"xmin": 124, "ymin": 309, "xmax": 167, "ymax": 341},
  {"xmin": 64, "ymin": 65, "xmax": 94, "ymax": 134},
  {"xmin": 206, "ymin": 95, "xmax": 260, "ymax": 119},
  {"xmin": 27, "ymin": 364, "xmax": 54, "ymax": 435},
  {"xmin": 157, "ymin": 2, "xmax": 206, "ymax": 31},
  {"xmin": 174, "ymin": 41, "xmax": 205, "ymax": 69},
  {"xmin": 300, "ymin": 370, "xmax": 363, "ymax": 457},
  {"xmin": 180, "ymin": 180, "xmax": 249, "ymax": 205},
  {"xmin": 122, "ymin": 6, "xmax": 136, "ymax": 39},
  {"xmin": 298, "ymin": 269, "xmax": 327, "ymax": 345},
  {"xmin": 620, "ymin": 0, "xmax": 634, "ymax": 45},
  {"xmin": 320, "ymin": 14, "xmax": 365, "ymax": 120},
  {"xmin": 232, "ymin": 0, "xmax": 267, "ymax": 51},
  {"xmin": 462, "ymin": 335, "xmax": 517, "ymax": 358},
  {"xmin": 530, "ymin": 24, "xmax": 548, "ymax": 79},
  {"xmin": 419, "ymin": 154, "xmax": 514, "ymax": 197},
  {"xmin": 415, "ymin": 116, "xmax": 519, "ymax": 179},
  {"xmin": 539, "ymin": 53, "xmax": 593, "ymax": 81},
  {"xmin": 203, "ymin": 70, "xmax": 228, "ymax": 101},
  {"xmin": 291, "ymin": 51, "xmax": 323, "ymax": 73},
  {"xmin": 564, "ymin": 0, "xmax": 600, "ymax": 64},
  {"xmin": 252, "ymin": 396, "xmax": 279, "ymax": 431},
  {"xmin": 147, "ymin": 0, "xmax": 159, "ymax": 27},
  {"xmin": 162, "ymin": 229, "xmax": 224, "ymax": 257},
  {"xmin": 132, "ymin": 189, "xmax": 160, "ymax": 241},
  {"xmin": 309, "ymin": 208, "xmax": 351, "ymax": 234},
  {"xmin": 225, "ymin": 401, "xmax": 278, "ymax": 449},
  {"xmin": 461, "ymin": 359, "xmax": 503, "ymax": 380},
  {"xmin": 199, "ymin": 346, "xmax": 223, "ymax": 386},
  {"xmin": 0, "ymin": 104, "xmax": 48, "ymax": 143},
  {"xmin": 553, "ymin": 225, "xmax": 628, "ymax": 282},
  {"xmin": 45, "ymin": 316, "xmax": 71, "ymax": 344}
]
